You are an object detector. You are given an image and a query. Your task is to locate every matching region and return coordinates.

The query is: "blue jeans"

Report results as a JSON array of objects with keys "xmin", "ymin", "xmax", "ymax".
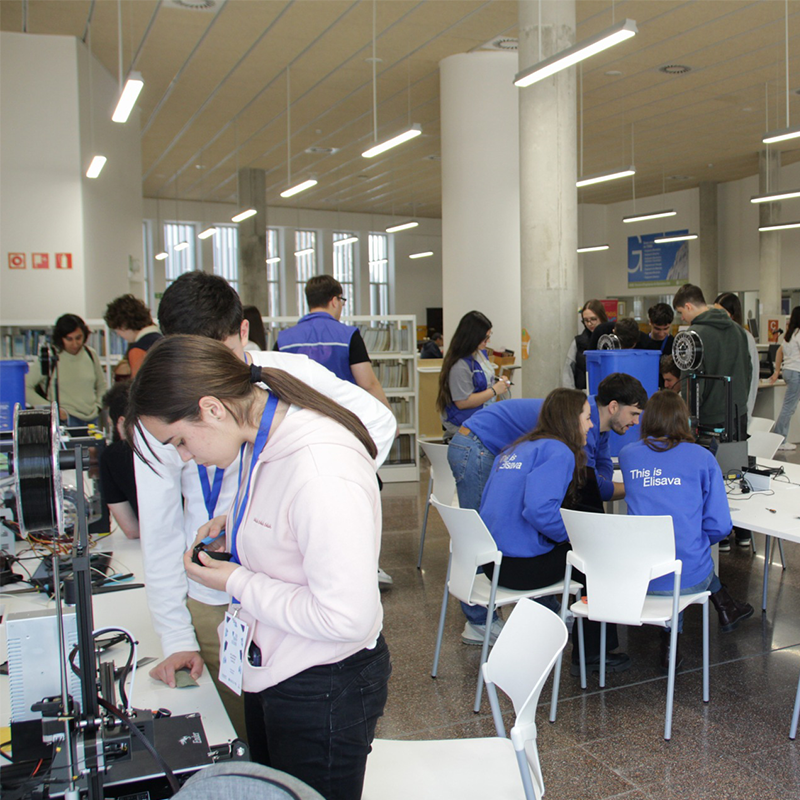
[
  {"xmin": 774, "ymin": 368, "xmax": 800, "ymax": 442},
  {"xmin": 245, "ymin": 635, "xmax": 391, "ymax": 800},
  {"xmin": 648, "ymin": 569, "xmax": 720, "ymax": 632},
  {"xmin": 447, "ymin": 431, "xmax": 499, "ymax": 625}
]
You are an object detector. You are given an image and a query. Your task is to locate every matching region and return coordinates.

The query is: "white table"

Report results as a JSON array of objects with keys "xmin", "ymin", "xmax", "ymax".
[
  {"xmin": 1, "ymin": 528, "xmax": 236, "ymax": 746},
  {"xmin": 727, "ymin": 457, "xmax": 800, "ymax": 611}
]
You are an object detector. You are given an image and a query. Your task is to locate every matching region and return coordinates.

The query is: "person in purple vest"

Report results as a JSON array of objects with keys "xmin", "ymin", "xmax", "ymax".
[{"xmin": 277, "ymin": 275, "xmax": 391, "ymax": 411}]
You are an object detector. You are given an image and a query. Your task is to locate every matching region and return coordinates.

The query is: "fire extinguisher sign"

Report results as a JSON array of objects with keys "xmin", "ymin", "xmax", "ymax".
[{"xmin": 55, "ymin": 253, "xmax": 73, "ymax": 270}]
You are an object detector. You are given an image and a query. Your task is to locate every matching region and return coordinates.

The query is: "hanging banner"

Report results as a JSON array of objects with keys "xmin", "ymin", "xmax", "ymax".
[{"xmin": 627, "ymin": 231, "xmax": 690, "ymax": 288}]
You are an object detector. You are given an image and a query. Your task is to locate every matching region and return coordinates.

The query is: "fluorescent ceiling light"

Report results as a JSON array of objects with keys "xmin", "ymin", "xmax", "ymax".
[
  {"xmin": 386, "ymin": 221, "xmax": 419, "ymax": 233},
  {"xmin": 577, "ymin": 166, "xmax": 635, "ymax": 188},
  {"xmin": 174, "ymin": 241, "xmax": 190, "ymax": 251},
  {"xmin": 154, "ymin": 252, "xmax": 168, "ymax": 261},
  {"xmin": 231, "ymin": 208, "xmax": 257, "ymax": 222},
  {"xmin": 654, "ymin": 233, "xmax": 698, "ymax": 243},
  {"xmin": 750, "ymin": 189, "xmax": 800, "ymax": 204},
  {"xmin": 758, "ymin": 220, "xmax": 800, "ymax": 231},
  {"xmin": 577, "ymin": 244, "xmax": 609, "ymax": 253},
  {"xmin": 266, "ymin": 257, "xmax": 281, "ymax": 264},
  {"xmin": 362, "ymin": 124, "xmax": 422, "ymax": 158},
  {"xmin": 86, "ymin": 155, "xmax": 107, "ymax": 179},
  {"xmin": 280, "ymin": 179, "xmax": 318, "ymax": 198},
  {"xmin": 514, "ymin": 19, "xmax": 637, "ymax": 88},
  {"xmin": 198, "ymin": 227, "xmax": 217, "ymax": 239},
  {"xmin": 762, "ymin": 125, "xmax": 800, "ymax": 144},
  {"xmin": 409, "ymin": 251, "xmax": 434, "ymax": 259},
  {"xmin": 112, "ymin": 72, "xmax": 144, "ymax": 123},
  {"xmin": 295, "ymin": 247, "xmax": 315, "ymax": 257},
  {"xmin": 623, "ymin": 209, "xmax": 676, "ymax": 223},
  {"xmin": 334, "ymin": 236, "xmax": 359, "ymax": 247}
]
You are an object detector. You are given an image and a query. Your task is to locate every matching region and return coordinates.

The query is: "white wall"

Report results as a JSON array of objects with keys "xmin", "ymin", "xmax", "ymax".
[
  {"xmin": 0, "ymin": 32, "xmax": 143, "ymax": 324},
  {"xmin": 142, "ymin": 198, "xmax": 443, "ymax": 325}
]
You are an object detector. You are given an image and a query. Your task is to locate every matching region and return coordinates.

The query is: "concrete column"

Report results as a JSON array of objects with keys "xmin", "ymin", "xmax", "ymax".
[
  {"xmin": 237, "ymin": 167, "xmax": 268, "ymax": 311},
  {"xmin": 698, "ymin": 182, "xmax": 718, "ymax": 299},
  {"xmin": 518, "ymin": 0, "xmax": 578, "ymax": 398},
  {"xmin": 439, "ymin": 52, "xmax": 520, "ymax": 359},
  {"xmin": 758, "ymin": 149, "xmax": 782, "ymax": 338}
]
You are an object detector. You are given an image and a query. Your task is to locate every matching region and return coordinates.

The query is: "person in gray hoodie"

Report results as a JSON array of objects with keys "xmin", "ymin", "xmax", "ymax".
[{"xmin": 672, "ymin": 284, "xmax": 751, "ymax": 440}]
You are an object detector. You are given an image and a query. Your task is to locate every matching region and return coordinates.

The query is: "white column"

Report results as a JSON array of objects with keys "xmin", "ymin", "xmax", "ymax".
[
  {"xmin": 439, "ymin": 52, "xmax": 520, "ymax": 358},
  {"xmin": 518, "ymin": 0, "xmax": 578, "ymax": 397}
]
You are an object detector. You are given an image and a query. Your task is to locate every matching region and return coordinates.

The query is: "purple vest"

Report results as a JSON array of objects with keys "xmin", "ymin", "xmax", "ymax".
[{"xmin": 277, "ymin": 312, "xmax": 357, "ymax": 384}]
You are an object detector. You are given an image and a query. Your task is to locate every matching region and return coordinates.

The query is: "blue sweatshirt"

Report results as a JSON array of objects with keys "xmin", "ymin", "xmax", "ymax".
[
  {"xmin": 480, "ymin": 438, "xmax": 575, "ymax": 558},
  {"xmin": 586, "ymin": 396, "xmax": 614, "ymax": 501},
  {"xmin": 618, "ymin": 440, "xmax": 732, "ymax": 591},
  {"xmin": 464, "ymin": 399, "xmax": 544, "ymax": 455}
]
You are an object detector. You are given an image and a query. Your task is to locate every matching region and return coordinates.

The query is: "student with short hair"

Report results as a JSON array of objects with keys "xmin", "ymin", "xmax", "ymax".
[
  {"xmin": 643, "ymin": 302, "xmax": 675, "ymax": 353},
  {"xmin": 660, "ymin": 355, "xmax": 681, "ymax": 391},
  {"xmin": 103, "ymin": 294, "xmax": 162, "ymax": 377},
  {"xmin": 619, "ymin": 390, "xmax": 754, "ymax": 670}
]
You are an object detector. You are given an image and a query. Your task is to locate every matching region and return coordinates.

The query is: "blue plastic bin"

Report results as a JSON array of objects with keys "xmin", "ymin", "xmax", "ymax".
[
  {"xmin": 585, "ymin": 350, "xmax": 660, "ymax": 456},
  {"xmin": 0, "ymin": 360, "xmax": 29, "ymax": 431}
]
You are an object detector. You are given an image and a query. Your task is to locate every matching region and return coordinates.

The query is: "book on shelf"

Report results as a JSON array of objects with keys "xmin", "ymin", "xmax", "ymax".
[
  {"xmin": 359, "ymin": 325, "xmax": 410, "ymax": 353},
  {"xmin": 372, "ymin": 360, "xmax": 409, "ymax": 389},
  {"xmin": 386, "ymin": 433, "xmax": 414, "ymax": 464}
]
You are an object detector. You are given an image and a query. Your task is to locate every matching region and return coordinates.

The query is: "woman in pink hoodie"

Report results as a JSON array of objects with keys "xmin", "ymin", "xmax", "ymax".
[{"xmin": 127, "ymin": 334, "xmax": 390, "ymax": 800}]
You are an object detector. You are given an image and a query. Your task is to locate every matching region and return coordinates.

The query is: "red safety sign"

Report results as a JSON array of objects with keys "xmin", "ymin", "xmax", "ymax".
[
  {"xmin": 55, "ymin": 253, "xmax": 73, "ymax": 270},
  {"xmin": 32, "ymin": 253, "xmax": 49, "ymax": 269},
  {"xmin": 8, "ymin": 253, "xmax": 26, "ymax": 269}
]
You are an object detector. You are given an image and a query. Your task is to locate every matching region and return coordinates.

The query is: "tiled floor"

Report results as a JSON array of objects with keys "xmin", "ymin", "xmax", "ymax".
[{"xmin": 374, "ymin": 449, "xmax": 800, "ymax": 800}]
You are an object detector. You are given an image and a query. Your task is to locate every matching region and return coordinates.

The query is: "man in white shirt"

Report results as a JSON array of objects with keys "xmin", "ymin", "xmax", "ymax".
[{"xmin": 135, "ymin": 272, "xmax": 397, "ymax": 738}]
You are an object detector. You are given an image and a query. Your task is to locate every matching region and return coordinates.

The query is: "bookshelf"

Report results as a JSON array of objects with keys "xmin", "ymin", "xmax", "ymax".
[
  {"xmin": 0, "ymin": 319, "xmax": 125, "ymax": 387},
  {"xmin": 263, "ymin": 315, "xmax": 420, "ymax": 483}
]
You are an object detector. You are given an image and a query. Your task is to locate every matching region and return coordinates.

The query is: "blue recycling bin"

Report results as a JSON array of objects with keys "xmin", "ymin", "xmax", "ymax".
[
  {"xmin": 585, "ymin": 350, "xmax": 660, "ymax": 456},
  {"xmin": 0, "ymin": 359, "xmax": 29, "ymax": 431}
]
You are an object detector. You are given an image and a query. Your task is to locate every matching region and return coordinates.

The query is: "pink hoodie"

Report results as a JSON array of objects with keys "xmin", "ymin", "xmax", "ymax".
[{"xmin": 224, "ymin": 407, "xmax": 383, "ymax": 693}]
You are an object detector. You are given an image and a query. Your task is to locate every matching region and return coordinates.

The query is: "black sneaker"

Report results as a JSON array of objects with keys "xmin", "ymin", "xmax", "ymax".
[
  {"xmin": 718, "ymin": 537, "xmax": 731, "ymax": 553},
  {"xmin": 736, "ymin": 535, "xmax": 752, "ymax": 547},
  {"xmin": 570, "ymin": 651, "xmax": 631, "ymax": 676}
]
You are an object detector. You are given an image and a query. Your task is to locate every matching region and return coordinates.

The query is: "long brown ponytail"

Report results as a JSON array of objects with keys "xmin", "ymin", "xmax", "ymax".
[{"xmin": 126, "ymin": 335, "xmax": 377, "ymax": 461}]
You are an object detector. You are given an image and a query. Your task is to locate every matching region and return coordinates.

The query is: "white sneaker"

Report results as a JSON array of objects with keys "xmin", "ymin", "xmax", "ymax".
[
  {"xmin": 377, "ymin": 567, "xmax": 393, "ymax": 587},
  {"xmin": 778, "ymin": 441, "xmax": 797, "ymax": 451},
  {"xmin": 461, "ymin": 618, "xmax": 504, "ymax": 646}
]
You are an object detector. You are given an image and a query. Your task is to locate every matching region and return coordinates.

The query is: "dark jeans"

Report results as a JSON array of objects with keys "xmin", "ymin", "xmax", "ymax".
[
  {"xmin": 244, "ymin": 635, "xmax": 391, "ymax": 800},
  {"xmin": 485, "ymin": 543, "xmax": 619, "ymax": 662}
]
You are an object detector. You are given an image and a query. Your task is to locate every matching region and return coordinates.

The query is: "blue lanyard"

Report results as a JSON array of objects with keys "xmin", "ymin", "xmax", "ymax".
[
  {"xmin": 196, "ymin": 465, "xmax": 225, "ymax": 519},
  {"xmin": 229, "ymin": 391, "xmax": 279, "ymax": 565}
]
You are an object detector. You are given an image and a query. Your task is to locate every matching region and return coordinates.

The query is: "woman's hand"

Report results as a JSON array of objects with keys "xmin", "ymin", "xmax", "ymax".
[
  {"xmin": 193, "ymin": 515, "xmax": 228, "ymax": 551},
  {"xmin": 493, "ymin": 378, "xmax": 511, "ymax": 397},
  {"xmin": 184, "ymin": 547, "xmax": 240, "ymax": 592},
  {"xmin": 769, "ymin": 371, "xmax": 780, "ymax": 385}
]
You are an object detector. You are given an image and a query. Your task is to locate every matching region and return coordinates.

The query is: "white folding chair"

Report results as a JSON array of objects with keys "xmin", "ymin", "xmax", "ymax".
[
  {"xmin": 747, "ymin": 416, "xmax": 775, "ymax": 435},
  {"xmin": 417, "ymin": 440, "xmax": 458, "ymax": 568},
  {"xmin": 430, "ymin": 497, "xmax": 581, "ymax": 712},
  {"xmin": 553, "ymin": 509, "xmax": 710, "ymax": 741},
  {"xmin": 747, "ymin": 431, "xmax": 783, "ymax": 459},
  {"xmin": 363, "ymin": 599, "xmax": 568, "ymax": 800}
]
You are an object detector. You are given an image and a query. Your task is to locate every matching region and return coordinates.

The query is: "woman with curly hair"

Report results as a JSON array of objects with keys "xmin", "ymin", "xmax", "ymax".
[{"xmin": 104, "ymin": 294, "xmax": 162, "ymax": 377}]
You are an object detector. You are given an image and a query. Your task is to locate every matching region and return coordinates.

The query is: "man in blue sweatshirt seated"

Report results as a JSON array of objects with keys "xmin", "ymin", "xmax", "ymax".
[{"xmin": 448, "ymin": 373, "xmax": 647, "ymax": 645}]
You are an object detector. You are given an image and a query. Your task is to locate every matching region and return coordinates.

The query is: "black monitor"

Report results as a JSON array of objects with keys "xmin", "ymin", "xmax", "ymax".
[{"xmin": 747, "ymin": 315, "xmax": 760, "ymax": 341}]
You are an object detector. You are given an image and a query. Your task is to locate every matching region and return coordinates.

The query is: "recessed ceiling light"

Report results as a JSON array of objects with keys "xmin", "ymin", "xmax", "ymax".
[
  {"xmin": 305, "ymin": 146, "xmax": 340, "ymax": 155},
  {"xmin": 659, "ymin": 64, "xmax": 691, "ymax": 75},
  {"xmin": 666, "ymin": 175, "xmax": 693, "ymax": 181},
  {"xmin": 605, "ymin": 70, "xmax": 622, "ymax": 76},
  {"xmin": 195, "ymin": 164, "xmax": 206, "ymax": 169}
]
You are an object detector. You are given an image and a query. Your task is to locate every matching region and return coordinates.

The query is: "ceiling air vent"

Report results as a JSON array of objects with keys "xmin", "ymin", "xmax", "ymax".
[
  {"xmin": 166, "ymin": 0, "xmax": 217, "ymax": 10},
  {"xmin": 481, "ymin": 37, "xmax": 518, "ymax": 51},
  {"xmin": 659, "ymin": 64, "xmax": 691, "ymax": 75},
  {"xmin": 305, "ymin": 146, "xmax": 340, "ymax": 155}
]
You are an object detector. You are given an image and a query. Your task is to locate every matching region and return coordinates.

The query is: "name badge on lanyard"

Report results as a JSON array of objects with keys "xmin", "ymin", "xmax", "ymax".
[{"xmin": 220, "ymin": 608, "xmax": 248, "ymax": 695}]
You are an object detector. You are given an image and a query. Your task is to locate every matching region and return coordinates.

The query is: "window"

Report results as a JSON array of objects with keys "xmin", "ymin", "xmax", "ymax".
[
  {"xmin": 369, "ymin": 232, "xmax": 389, "ymax": 316},
  {"xmin": 266, "ymin": 228, "xmax": 281, "ymax": 317},
  {"xmin": 294, "ymin": 230, "xmax": 316, "ymax": 315},
  {"xmin": 333, "ymin": 232, "xmax": 356, "ymax": 312},
  {"xmin": 213, "ymin": 224, "xmax": 239, "ymax": 291},
  {"xmin": 163, "ymin": 222, "xmax": 196, "ymax": 283}
]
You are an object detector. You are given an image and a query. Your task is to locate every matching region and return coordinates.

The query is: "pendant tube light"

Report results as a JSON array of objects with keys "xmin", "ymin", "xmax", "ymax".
[
  {"xmin": 86, "ymin": 155, "xmax": 107, "ymax": 179},
  {"xmin": 654, "ymin": 233, "xmax": 697, "ymax": 244},
  {"xmin": 154, "ymin": 194, "xmax": 168, "ymax": 260},
  {"xmin": 154, "ymin": 252, "xmax": 168, "ymax": 261},
  {"xmin": 577, "ymin": 244, "xmax": 609, "ymax": 253},
  {"xmin": 294, "ymin": 247, "xmax": 315, "ymax": 257},
  {"xmin": 577, "ymin": 166, "xmax": 635, "ymax": 188},
  {"xmin": 266, "ymin": 256, "xmax": 281, "ymax": 264},
  {"xmin": 230, "ymin": 118, "xmax": 256, "ymax": 222},
  {"xmin": 386, "ymin": 220, "xmax": 418, "ymax": 233},
  {"xmin": 174, "ymin": 241, "xmax": 189, "ymax": 251},
  {"xmin": 763, "ymin": 125, "xmax": 800, "ymax": 144},
  {"xmin": 112, "ymin": 72, "xmax": 144, "ymax": 123},
  {"xmin": 751, "ymin": 189, "xmax": 800, "ymax": 204},
  {"xmin": 763, "ymin": 1, "xmax": 797, "ymax": 144},
  {"xmin": 362, "ymin": 124, "xmax": 422, "ymax": 158},
  {"xmin": 514, "ymin": 18, "xmax": 637, "ymax": 88},
  {"xmin": 759, "ymin": 220, "xmax": 800, "ymax": 231},
  {"xmin": 85, "ymin": 21, "xmax": 106, "ymax": 179},
  {"xmin": 280, "ymin": 179, "xmax": 318, "ymax": 198},
  {"xmin": 334, "ymin": 236, "xmax": 359, "ymax": 247},
  {"xmin": 623, "ymin": 210, "xmax": 676, "ymax": 223},
  {"xmin": 232, "ymin": 208, "xmax": 257, "ymax": 222},
  {"xmin": 198, "ymin": 227, "xmax": 217, "ymax": 240},
  {"xmin": 409, "ymin": 251, "xmax": 433, "ymax": 259}
]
